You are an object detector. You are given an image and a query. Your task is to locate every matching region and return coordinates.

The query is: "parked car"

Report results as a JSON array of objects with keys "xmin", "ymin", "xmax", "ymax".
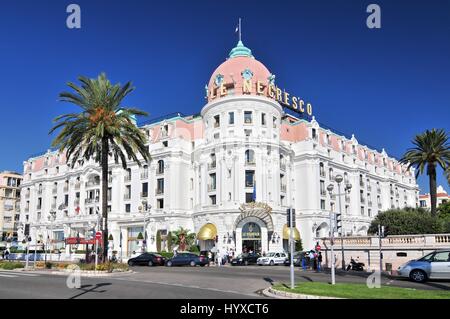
[
  {"xmin": 231, "ymin": 253, "xmax": 260, "ymax": 266},
  {"xmin": 165, "ymin": 253, "xmax": 209, "ymax": 267},
  {"xmin": 284, "ymin": 251, "xmax": 304, "ymax": 266},
  {"xmin": 127, "ymin": 253, "xmax": 166, "ymax": 266},
  {"xmin": 397, "ymin": 249, "xmax": 450, "ymax": 282},
  {"xmin": 257, "ymin": 252, "xmax": 288, "ymax": 266}
]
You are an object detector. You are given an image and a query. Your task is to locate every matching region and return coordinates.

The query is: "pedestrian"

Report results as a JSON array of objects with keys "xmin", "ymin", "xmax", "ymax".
[
  {"xmin": 308, "ymin": 250, "xmax": 315, "ymax": 270},
  {"xmin": 317, "ymin": 252, "xmax": 323, "ymax": 272},
  {"xmin": 301, "ymin": 252, "xmax": 307, "ymax": 270},
  {"xmin": 216, "ymin": 250, "xmax": 222, "ymax": 267},
  {"xmin": 4, "ymin": 248, "xmax": 10, "ymax": 261}
]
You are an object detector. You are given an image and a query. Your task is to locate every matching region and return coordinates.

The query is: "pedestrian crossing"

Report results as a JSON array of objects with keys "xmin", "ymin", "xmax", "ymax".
[{"xmin": 0, "ymin": 271, "xmax": 41, "ymax": 278}]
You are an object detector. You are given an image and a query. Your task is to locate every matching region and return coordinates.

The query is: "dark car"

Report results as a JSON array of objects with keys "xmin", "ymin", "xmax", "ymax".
[
  {"xmin": 127, "ymin": 253, "xmax": 166, "ymax": 266},
  {"xmin": 165, "ymin": 253, "xmax": 209, "ymax": 267},
  {"xmin": 231, "ymin": 253, "xmax": 260, "ymax": 266},
  {"xmin": 284, "ymin": 252, "xmax": 304, "ymax": 266}
]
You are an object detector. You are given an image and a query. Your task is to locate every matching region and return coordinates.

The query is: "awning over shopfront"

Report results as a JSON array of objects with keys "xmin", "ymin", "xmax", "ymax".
[
  {"xmin": 282, "ymin": 224, "xmax": 300, "ymax": 241},
  {"xmin": 197, "ymin": 223, "xmax": 217, "ymax": 241}
]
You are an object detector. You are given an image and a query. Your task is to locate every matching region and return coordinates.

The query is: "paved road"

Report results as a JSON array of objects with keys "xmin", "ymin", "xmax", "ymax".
[{"xmin": 0, "ymin": 265, "xmax": 449, "ymax": 299}]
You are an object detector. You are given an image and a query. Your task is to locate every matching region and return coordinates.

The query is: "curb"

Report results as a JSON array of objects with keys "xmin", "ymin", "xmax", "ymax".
[{"xmin": 263, "ymin": 287, "xmax": 343, "ymax": 299}]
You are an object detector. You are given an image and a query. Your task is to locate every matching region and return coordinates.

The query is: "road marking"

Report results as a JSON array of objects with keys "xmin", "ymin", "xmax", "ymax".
[
  {"xmin": 0, "ymin": 271, "xmax": 40, "ymax": 277},
  {"xmin": 112, "ymin": 277, "xmax": 260, "ymax": 297},
  {"xmin": 0, "ymin": 274, "xmax": 17, "ymax": 278}
]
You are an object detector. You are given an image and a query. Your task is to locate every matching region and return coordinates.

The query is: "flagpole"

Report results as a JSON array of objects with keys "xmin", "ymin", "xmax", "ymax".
[{"xmin": 239, "ymin": 18, "xmax": 242, "ymax": 42}]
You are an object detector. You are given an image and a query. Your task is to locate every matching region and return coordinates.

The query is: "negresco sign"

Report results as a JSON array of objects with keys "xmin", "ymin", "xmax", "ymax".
[{"xmin": 209, "ymin": 79, "xmax": 313, "ymax": 116}]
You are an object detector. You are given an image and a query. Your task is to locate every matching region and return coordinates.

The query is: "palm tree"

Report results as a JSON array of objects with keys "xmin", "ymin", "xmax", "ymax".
[
  {"xmin": 50, "ymin": 73, "xmax": 151, "ymax": 261},
  {"xmin": 445, "ymin": 167, "xmax": 450, "ymax": 186},
  {"xmin": 400, "ymin": 129, "xmax": 450, "ymax": 216}
]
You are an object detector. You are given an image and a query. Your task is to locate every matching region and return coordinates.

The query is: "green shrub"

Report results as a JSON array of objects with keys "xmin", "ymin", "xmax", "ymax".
[
  {"xmin": 45, "ymin": 262, "xmax": 52, "ymax": 269},
  {"xmin": 158, "ymin": 251, "xmax": 174, "ymax": 259},
  {"xmin": 0, "ymin": 262, "xmax": 25, "ymax": 270},
  {"xmin": 188, "ymin": 245, "xmax": 200, "ymax": 253}
]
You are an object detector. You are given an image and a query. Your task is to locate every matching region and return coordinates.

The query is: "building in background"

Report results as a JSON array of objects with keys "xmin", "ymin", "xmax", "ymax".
[
  {"xmin": 18, "ymin": 39, "xmax": 419, "ymax": 259},
  {"xmin": 0, "ymin": 171, "xmax": 22, "ymax": 246},
  {"xmin": 419, "ymin": 185, "xmax": 449, "ymax": 209}
]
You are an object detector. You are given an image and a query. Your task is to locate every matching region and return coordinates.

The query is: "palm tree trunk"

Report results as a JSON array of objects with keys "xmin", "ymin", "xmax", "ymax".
[
  {"xmin": 429, "ymin": 163, "xmax": 437, "ymax": 217},
  {"xmin": 101, "ymin": 138, "xmax": 109, "ymax": 262}
]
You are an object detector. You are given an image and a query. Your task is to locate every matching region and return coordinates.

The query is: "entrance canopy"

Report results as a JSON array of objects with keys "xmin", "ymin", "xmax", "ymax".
[
  {"xmin": 197, "ymin": 223, "xmax": 217, "ymax": 241},
  {"xmin": 283, "ymin": 224, "xmax": 300, "ymax": 241}
]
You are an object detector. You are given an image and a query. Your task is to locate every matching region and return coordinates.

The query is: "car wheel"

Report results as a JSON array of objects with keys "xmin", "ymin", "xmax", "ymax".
[
  {"xmin": 148, "ymin": 260, "xmax": 153, "ymax": 267},
  {"xmin": 166, "ymin": 261, "xmax": 173, "ymax": 267},
  {"xmin": 190, "ymin": 260, "xmax": 196, "ymax": 267},
  {"xmin": 410, "ymin": 269, "xmax": 427, "ymax": 283},
  {"xmin": 200, "ymin": 264, "xmax": 205, "ymax": 267},
  {"xmin": 128, "ymin": 261, "xmax": 134, "ymax": 266},
  {"xmin": 269, "ymin": 260, "xmax": 274, "ymax": 266},
  {"xmin": 244, "ymin": 260, "xmax": 249, "ymax": 266}
]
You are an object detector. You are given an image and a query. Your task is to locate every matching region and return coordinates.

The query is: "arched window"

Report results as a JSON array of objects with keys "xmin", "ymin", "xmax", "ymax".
[
  {"xmin": 245, "ymin": 150, "xmax": 255, "ymax": 164},
  {"xmin": 158, "ymin": 160, "xmax": 164, "ymax": 174},
  {"xmin": 319, "ymin": 162, "xmax": 325, "ymax": 177}
]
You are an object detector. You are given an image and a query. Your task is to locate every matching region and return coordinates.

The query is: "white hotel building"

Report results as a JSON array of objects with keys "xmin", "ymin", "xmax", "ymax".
[{"xmin": 18, "ymin": 40, "xmax": 419, "ymax": 258}]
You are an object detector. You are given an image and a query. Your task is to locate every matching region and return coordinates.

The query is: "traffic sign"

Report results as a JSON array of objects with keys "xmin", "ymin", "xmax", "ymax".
[{"xmin": 95, "ymin": 232, "xmax": 102, "ymax": 240}]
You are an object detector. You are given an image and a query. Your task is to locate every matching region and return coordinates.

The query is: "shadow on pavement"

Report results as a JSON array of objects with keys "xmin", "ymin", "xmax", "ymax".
[{"xmin": 69, "ymin": 283, "xmax": 112, "ymax": 299}]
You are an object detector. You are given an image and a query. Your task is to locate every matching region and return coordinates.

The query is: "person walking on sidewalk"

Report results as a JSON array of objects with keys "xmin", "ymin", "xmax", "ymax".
[{"xmin": 317, "ymin": 252, "xmax": 323, "ymax": 272}]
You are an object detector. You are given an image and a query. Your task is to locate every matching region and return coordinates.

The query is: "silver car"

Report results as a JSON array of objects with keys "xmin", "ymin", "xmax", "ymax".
[{"xmin": 397, "ymin": 249, "xmax": 450, "ymax": 283}]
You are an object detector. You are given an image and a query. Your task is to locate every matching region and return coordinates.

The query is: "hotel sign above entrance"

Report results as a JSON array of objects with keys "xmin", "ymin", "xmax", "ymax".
[{"xmin": 209, "ymin": 79, "xmax": 313, "ymax": 116}]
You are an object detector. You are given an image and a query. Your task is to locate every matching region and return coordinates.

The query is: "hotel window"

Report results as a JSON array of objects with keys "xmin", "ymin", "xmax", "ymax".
[
  {"xmin": 190, "ymin": 178, "xmax": 194, "ymax": 190},
  {"xmin": 330, "ymin": 202, "xmax": 335, "ymax": 212},
  {"xmin": 245, "ymin": 193, "xmax": 254, "ymax": 203},
  {"xmin": 162, "ymin": 141, "xmax": 168, "ymax": 147},
  {"xmin": 244, "ymin": 129, "xmax": 252, "ymax": 137},
  {"xmin": 209, "ymin": 173, "xmax": 216, "ymax": 191},
  {"xmin": 344, "ymin": 172, "xmax": 349, "ymax": 184},
  {"xmin": 329, "ymin": 168, "xmax": 334, "ymax": 180},
  {"xmin": 228, "ymin": 112, "xmax": 234, "ymax": 125},
  {"xmin": 326, "ymin": 134, "xmax": 331, "ymax": 145},
  {"xmin": 141, "ymin": 183, "xmax": 148, "ymax": 198},
  {"xmin": 261, "ymin": 113, "xmax": 267, "ymax": 126},
  {"xmin": 124, "ymin": 185, "xmax": 131, "ymax": 200},
  {"xmin": 368, "ymin": 209, "xmax": 372, "ymax": 217},
  {"xmin": 320, "ymin": 180, "xmax": 326, "ymax": 196},
  {"xmin": 157, "ymin": 198, "xmax": 164, "ymax": 209},
  {"xmin": 280, "ymin": 195, "xmax": 285, "ymax": 206},
  {"xmin": 156, "ymin": 178, "xmax": 164, "ymax": 194},
  {"xmin": 214, "ymin": 133, "xmax": 220, "ymax": 139},
  {"xmin": 312, "ymin": 128, "xmax": 317, "ymax": 140},
  {"xmin": 245, "ymin": 170, "xmax": 255, "ymax": 188},
  {"xmin": 320, "ymin": 199, "xmax": 326, "ymax": 210},
  {"xmin": 244, "ymin": 111, "xmax": 253, "ymax": 124},
  {"xmin": 361, "ymin": 206, "xmax": 364, "ymax": 216},
  {"xmin": 319, "ymin": 162, "xmax": 325, "ymax": 177},
  {"xmin": 157, "ymin": 160, "xmax": 164, "ymax": 174},
  {"xmin": 210, "ymin": 195, "xmax": 217, "ymax": 205},
  {"xmin": 56, "ymin": 166, "xmax": 59, "ymax": 174},
  {"xmin": 352, "ymin": 145, "xmax": 356, "ymax": 155},
  {"xmin": 273, "ymin": 116, "xmax": 277, "ymax": 128},
  {"xmin": 213, "ymin": 115, "xmax": 220, "ymax": 128},
  {"xmin": 245, "ymin": 149, "xmax": 255, "ymax": 164},
  {"xmin": 125, "ymin": 204, "xmax": 131, "ymax": 213}
]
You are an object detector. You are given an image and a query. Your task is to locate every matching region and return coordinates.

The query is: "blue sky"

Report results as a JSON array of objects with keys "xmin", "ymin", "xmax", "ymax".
[{"xmin": 0, "ymin": 0, "xmax": 449, "ymax": 193}]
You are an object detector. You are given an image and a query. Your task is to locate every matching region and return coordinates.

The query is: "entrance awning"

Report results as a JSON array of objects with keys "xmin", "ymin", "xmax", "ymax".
[
  {"xmin": 283, "ymin": 224, "xmax": 300, "ymax": 241},
  {"xmin": 197, "ymin": 223, "xmax": 217, "ymax": 241}
]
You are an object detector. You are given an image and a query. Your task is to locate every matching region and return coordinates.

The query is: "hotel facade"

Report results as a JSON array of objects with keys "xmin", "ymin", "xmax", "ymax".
[{"xmin": 18, "ymin": 40, "xmax": 419, "ymax": 258}]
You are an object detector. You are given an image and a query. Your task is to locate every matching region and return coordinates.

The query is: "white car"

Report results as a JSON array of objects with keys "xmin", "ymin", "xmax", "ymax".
[
  {"xmin": 397, "ymin": 249, "xmax": 450, "ymax": 282},
  {"xmin": 257, "ymin": 252, "xmax": 288, "ymax": 266}
]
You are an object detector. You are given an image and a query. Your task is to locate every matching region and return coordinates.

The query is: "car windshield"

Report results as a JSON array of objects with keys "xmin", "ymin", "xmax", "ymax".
[
  {"xmin": 237, "ymin": 254, "xmax": 248, "ymax": 258},
  {"xmin": 418, "ymin": 252, "xmax": 435, "ymax": 262},
  {"xmin": 267, "ymin": 253, "xmax": 276, "ymax": 257}
]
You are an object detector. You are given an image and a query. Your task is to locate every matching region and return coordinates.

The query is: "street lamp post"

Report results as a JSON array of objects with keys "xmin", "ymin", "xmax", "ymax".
[
  {"xmin": 326, "ymin": 184, "xmax": 336, "ymax": 285},
  {"xmin": 139, "ymin": 200, "xmax": 151, "ymax": 253},
  {"xmin": 334, "ymin": 175, "xmax": 352, "ymax": 270},
  {"xmin": 48, "ymin": 211, "xmax": 56, "ymax": 262}
]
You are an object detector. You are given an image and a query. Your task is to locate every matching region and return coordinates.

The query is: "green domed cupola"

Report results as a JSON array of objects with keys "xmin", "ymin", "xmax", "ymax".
[{"xmin": 228, "ymin": 40, "xmax": 253, "ymax": 58}]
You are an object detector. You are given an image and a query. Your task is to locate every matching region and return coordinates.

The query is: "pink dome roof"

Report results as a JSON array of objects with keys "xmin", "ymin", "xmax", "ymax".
[{"xmin": 207, "ymin": 41, "xmax": 272, "ymax": 102}]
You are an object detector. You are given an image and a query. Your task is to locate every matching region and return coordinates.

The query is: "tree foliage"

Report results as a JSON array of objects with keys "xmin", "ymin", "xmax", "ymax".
[
  {"xmin": 170, "ymin": 227, "xmax": 196, "ymax": 250},
  {"xmin": 369, "ymin": 208, "xmax": 445, "ymax": 235}
]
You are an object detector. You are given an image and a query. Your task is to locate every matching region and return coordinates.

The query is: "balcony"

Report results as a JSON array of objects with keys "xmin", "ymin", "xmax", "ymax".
[
  {"xmin": 124, "ymin": 193, "xmax": 131, "ymax": 200},
  {"xmin": 367, "ymin": 185, "xmax": 372, "ymax": 192},
  {"xmin": 155, "ymin": 188, "xmax": 164, "ymax": 195},
  {"xmin": 320, "ymin": 170, "xmax": 325, "ymax": 178},
  {"xmin": 85, "ymin": 198, "xmax": 99, "ymax": 204},
  {"xmin": 63, "ymin": 186, "xmax": 69, "ymax": 192},
  {"xmin": 281, "ymin": 184, "xmax": 287, "ymax": 193},
  {"xmin": 359, "ymin": 180, "xmax": 365, "ymax": 187},
  {"xmin": 360, "ymin": 197, "xmax": 365, "ymax": 204},
  {"xmin": 377, "ymin": 188, "xmax": 381, "ymax": 194},
  {"xmin": 75, "ymin": 183, "xmax": 81, "ymax": 190},
  {"xmin": 395, "ymin": 192, "xmax": 400, "ymax": 198},
  {"xmin": 245, "ymin": 160, "xmax": 256, "ymax": 166},
  {"xmin": 207, "ymin": 184, "xmax": 216, "ymax": 192},
  {"xmin": 140, "ymin": 192, "xmax": 148, "ymax": 198},
  {"xmin": 368, "ymin": 200, "xmax": 373, "ymax": 207},
  {"xmin": 25, "ymin": 192, "xmax": 30, "ymax": 199},
  {"xmin": 124, "ymin": 175, "xmax": 131, "ymax": 182},
  {"xmin": 390, "ymin": 189, "xmax": 394, "ymax": 196},
  {"xmin": 156, "ymin": 169, "xmax": 164, "ymax": 176},
  {"xmin": 140, "ymin": 171, "xmax": 149, "ymax": 180},
  {"xmin": 320, "ymin": 189, "xmax": 326, "ymax": 196},
  {"xmin": 280, "ymin": 163, "xmax": 286, "ymax": 171},
  {"xmin": 24, "ymin": 207, "xmax": 29, "ymax": 213},
  {"xmin": 36, "ymin": 205, "xmax": 41, "ymax": 210},
  {"xmin": 86, "ymin": 180, "xmax": 100, "ymax": 188},
  {"xmin": 208, "ymin": 162, "xmax": 216, "ymax": 171}
]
